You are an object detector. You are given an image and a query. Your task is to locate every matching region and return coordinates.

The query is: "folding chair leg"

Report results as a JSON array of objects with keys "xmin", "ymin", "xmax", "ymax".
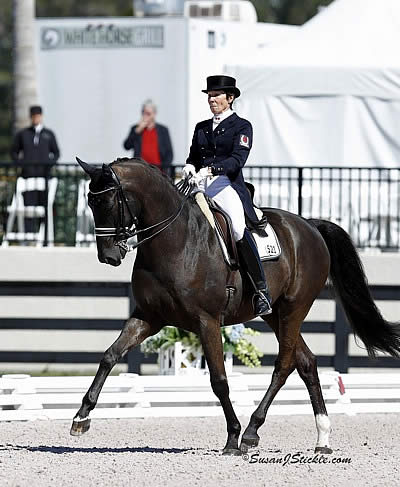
[
  {"xmin": 47, "ymin": 211, "xmax": 54, "ymax": 246},
  {"xmin": 37, "ymin": 222, "xmax": 45, "ymax": 248},
  {"xmin": 2, "ymin": 211, "xmax": 15, "ymax": 246},
  {"xmin": 17, "ymin": 210, "xmax": 24, "ymax": 234}
]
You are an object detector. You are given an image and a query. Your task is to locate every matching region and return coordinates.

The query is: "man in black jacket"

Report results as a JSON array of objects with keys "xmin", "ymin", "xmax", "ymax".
[
  {"xmin": 123, "ymin": 100, "xmax": 173, "ymax": 173},
  {"xmin": 11, "ymin": 105, "xmax": 60, "ymax": 178},
  {"xmin": 10, "ymin": 105, "xmax": 60, "ymax": 232}
]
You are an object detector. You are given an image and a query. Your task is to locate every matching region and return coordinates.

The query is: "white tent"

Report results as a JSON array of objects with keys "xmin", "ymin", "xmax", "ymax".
[{"xmin": 227, "ymin": 0, "xmax": 400, "ymax": 166}]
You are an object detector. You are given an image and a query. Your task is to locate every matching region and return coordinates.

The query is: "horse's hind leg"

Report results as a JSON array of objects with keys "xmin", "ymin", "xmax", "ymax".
[
  {"xmin": 295, "ymin": 336, "xmax": 332, "ymax": 454},
  {"xmin": 199, "ymin": 315, "xmax": 242, "ymax": 456},
  {"xmin": 240, "ymin": 309, "xmax": 300, "ymax": 452},
  {"xmin": 70, "ymin": 313, "xmax": 160, "ymax": 436}
]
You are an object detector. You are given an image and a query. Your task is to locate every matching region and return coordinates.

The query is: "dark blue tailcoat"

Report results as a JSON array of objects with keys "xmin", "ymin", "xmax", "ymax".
[{"xmin": 186, "ymin": 112, "xmax": 258, "ymax": 223}]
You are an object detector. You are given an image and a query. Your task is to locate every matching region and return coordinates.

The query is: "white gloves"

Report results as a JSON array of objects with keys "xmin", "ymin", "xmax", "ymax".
[
  {"xmin": 192, "ymin": 166, "xmax": 213, "ymax": 185},
  {"xmin": 197, "ymin": 167, "xmax": 212, "ymax": 179},
  {"xmin": 182, "ymin": 164, "xmax": 196, "ymax": 179},
  {"xmin": 182, "ymin": 165, "xmax": 213, "ymax": 186}
]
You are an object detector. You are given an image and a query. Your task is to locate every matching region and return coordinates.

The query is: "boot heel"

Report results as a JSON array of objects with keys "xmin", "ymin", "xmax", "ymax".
[{"xmin": 253, "ymin": 291, "xmax": 273, "ymax": 316}]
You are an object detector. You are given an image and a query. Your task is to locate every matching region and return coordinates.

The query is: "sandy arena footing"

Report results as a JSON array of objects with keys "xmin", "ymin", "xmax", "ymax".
[{"xmin": 0, "ymin": 413, "xmax": 399, "ymax": 487}]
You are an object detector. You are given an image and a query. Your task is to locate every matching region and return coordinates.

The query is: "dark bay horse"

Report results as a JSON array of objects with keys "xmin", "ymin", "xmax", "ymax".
[{"xmin": 71, "ymin": 157, "xmax": 400, "ymax": 455}]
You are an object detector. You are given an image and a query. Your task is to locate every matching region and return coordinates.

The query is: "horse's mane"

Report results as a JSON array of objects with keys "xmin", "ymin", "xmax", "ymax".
[{"xmin": 111, "ymin": 157, "xmax": 182, "ymax": 195}]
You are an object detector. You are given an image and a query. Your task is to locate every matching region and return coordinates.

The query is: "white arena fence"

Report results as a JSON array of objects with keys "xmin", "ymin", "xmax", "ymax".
[{"xmin": 1, "ymin": 371, "xmax": 400, "ymax": 421}]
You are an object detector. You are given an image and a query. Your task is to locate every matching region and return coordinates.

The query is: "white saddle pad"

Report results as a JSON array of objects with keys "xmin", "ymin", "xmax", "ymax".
[{"xmin": 252, "ymin": 224, "xmax": 281, "ymax": 261}]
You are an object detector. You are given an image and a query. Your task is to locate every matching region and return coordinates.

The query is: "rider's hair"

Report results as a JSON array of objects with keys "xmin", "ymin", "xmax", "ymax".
[{"xmin": 225, "ymin": 91, "xmax": 235, "ymax": 109}]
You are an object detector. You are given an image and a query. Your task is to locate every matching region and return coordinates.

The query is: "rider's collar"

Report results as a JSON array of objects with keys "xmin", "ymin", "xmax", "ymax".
[{"xmin": 213, "ymin": 109, "xmax": 233, "ymax": 125}]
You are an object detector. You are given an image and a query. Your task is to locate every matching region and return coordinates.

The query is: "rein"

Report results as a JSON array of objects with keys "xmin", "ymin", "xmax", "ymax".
[{"xmin": 89, "ymin": 167, "xmax": 192, "ymax": 251}]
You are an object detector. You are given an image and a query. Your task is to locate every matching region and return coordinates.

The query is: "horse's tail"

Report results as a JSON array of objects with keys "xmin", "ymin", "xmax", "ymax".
[{"xmin": 308, "ymin": 218, "xmax": 400, "ymax": 359}]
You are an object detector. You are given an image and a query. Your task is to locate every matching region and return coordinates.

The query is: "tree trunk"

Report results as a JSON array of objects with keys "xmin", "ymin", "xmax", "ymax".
[{"xmin": 13, "ymin": 0, "xmax": 37, "ymax": 133}]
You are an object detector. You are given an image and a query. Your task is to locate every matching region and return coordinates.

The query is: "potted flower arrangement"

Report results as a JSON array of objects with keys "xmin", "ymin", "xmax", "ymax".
[{"xmin": 141, "ymin": 324, "xmax": 262, "ymax": 375}]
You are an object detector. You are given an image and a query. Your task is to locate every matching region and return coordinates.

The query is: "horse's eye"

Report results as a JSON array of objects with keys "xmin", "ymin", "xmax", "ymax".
[
  {"xmin": 88, "ymin": 194, "xmax": 113, "ymax": 209},
  {"xmin": 98, "ymin": 197, "xmax": 114, "ymax": 210}
]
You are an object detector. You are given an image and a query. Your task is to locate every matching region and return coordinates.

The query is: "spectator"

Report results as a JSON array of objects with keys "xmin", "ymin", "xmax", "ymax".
[
  {"xmin": 10, "ymin": 105, "xmax": 60, "ymax": 234},
  {"xmin": 123, "ymin": 100, "xmax": 173, "ymax": 172},
  {"xmin": 11, "ymin": 105, "xmax": 60, "ymax": 178}
]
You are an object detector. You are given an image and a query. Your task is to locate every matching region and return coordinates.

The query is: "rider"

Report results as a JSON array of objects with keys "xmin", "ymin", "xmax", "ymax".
[{"xmin": 182, "ymin": 75, "xmax": 272, "ymax": 316}]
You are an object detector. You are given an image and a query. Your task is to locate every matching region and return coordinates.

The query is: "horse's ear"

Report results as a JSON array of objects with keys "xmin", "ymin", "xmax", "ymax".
[{"xmin": 76, "ymin": 157, "xmax": 97, "ymax": 177}]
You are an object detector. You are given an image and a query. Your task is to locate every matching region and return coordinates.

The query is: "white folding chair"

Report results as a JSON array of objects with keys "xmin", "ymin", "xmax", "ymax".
[
  {"xmin": 75, "ymin": 179, "xmax": 95, "ymax": 247},
  {"xmin": 2, "ymin": 177, "xmax": 58, "ymax": 247}
]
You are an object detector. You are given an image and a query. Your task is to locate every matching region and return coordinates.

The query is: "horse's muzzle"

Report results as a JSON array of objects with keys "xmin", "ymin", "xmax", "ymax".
[
  {"xmin": 98, "ymin": 244, "xmax": 126, "ymax": 267},
  {"xmin": 103, "ymin": 255, "xmax": 121, "ymax": 267}
]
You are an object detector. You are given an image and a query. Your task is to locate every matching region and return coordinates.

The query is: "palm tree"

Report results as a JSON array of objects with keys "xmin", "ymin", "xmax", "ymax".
[{"xmin": 13, "ymin": 0, "xmax": 38, "ymax": 132}]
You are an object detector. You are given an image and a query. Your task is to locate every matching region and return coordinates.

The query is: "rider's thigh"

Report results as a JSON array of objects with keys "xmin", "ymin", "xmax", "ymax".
[
  {"xmin": 211, "ymin": 185, "xmax": 246, "ymax": 242},
  {"xmin": 205, "ymin": 175, "xmax": 231, "ymax": 196}
]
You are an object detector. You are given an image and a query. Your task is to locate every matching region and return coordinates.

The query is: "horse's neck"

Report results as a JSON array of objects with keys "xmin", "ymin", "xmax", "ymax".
[
  {"xmin": 125, "ymin": 173, "xmax": 187, "ymax": 257},
  {"xmin": 132, "ymin": 181, "xmax": 211, "ymax": 263},
  {"xmin": 136, "ymin": 180, "xmax": 182, "ymax": 229}
]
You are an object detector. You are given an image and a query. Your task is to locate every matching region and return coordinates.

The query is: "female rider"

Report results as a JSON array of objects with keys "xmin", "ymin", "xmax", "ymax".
[{"xmin": 182, "ymin": 75, "xmax": 272, "ymax": 316}]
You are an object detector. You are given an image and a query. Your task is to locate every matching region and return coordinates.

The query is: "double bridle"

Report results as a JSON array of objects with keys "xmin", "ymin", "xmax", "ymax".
[{"xmin": 89, "ymin": 166, "xmax": 192, "ymax": 252}]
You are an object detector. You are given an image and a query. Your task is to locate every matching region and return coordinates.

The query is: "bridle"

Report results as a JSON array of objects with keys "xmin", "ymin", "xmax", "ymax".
[{"xmin": 89, "ymin": 166, "xmax": 192, "ymax": 252}]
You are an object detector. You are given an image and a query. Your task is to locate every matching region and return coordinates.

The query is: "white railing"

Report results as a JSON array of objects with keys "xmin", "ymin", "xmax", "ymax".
[{"xmin": 1, "ymin": 372, "xmax": 399, "ymax": 421}]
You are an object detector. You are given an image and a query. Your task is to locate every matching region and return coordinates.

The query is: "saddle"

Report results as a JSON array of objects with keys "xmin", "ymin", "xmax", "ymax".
[
  {"xmin": 196, "ymin": 192, "xmax": 281, "ymax": 271},
  {"xmin": 193, "ymin": 189, "xmax": 281, "ymax": 320}
]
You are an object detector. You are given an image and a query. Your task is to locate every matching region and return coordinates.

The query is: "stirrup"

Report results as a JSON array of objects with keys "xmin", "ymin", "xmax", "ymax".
[{"xmin": 252, "ymin": 290, "xmax": 273, "ymax": 316}]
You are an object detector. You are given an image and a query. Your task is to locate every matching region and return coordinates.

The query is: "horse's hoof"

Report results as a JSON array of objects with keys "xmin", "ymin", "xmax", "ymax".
[
  {"xmin": 222, "ymin": 448, "xmax": 242, "ymax": 456},
  {"xmin": 70, "ymin": 417, "xmax": 91, "ymax": 436},
  {"xmin": 315, "ymin": 446, "xmax": 333, "ymax": 455},
  {"xmin": 240, "ymin": 435, "xmax": 260, "ymax": 453}
]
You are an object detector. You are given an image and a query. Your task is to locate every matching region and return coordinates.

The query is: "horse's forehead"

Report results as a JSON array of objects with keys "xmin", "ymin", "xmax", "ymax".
[
  {"xmin": 89, "ymin": 170, "xmax": 113, "ymax": 193},
  {"xmin": 88, "ymin": 173, "xmax": 102, "ymax": 191}
]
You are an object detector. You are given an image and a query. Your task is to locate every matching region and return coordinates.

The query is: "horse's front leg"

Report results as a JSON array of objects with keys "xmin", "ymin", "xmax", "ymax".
[
  {"xmin": 199, "ymin": 316, "xmax": 241, "ymax": 456},
  {"xmin": 70, "ymin": 313, "xmax": 160, "ymax": 436}
]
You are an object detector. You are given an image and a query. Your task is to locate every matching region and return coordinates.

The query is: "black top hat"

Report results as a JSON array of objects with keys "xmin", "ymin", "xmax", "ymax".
[
  {"xmin": 202, "ymin": 75, "xmax": 241, "ymax": 98},
  {"xmin": 30, "ymin": 105, "xmax": 42, "ymax": 116}
]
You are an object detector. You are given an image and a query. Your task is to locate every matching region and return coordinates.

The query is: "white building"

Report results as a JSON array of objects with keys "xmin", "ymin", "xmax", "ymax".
[{"xmin": 35, "ymin": 14, "xmax": 297, "ymax": 164}]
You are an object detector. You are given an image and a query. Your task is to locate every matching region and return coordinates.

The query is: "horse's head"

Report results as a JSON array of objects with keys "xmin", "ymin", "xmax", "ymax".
[{"xmin": 76, "ymin": 157, "xmax": 137, "ymax": 267}]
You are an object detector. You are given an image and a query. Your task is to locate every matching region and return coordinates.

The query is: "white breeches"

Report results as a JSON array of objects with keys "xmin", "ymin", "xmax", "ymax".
[{"xmin": 198, "ymin": 175, "xmax": 246, "ymax": 241}]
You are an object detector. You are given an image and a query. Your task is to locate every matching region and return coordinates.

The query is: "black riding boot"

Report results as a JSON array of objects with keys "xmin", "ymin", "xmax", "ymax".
[{"xmin": 236, "ymin": 230, "xmax": 273, "ymax": 316}]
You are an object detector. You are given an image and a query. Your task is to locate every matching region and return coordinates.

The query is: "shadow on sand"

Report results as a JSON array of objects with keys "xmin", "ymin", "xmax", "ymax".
[{"xmin": 3, "ymin": 444, "xmax": 221, "ymax": 455}]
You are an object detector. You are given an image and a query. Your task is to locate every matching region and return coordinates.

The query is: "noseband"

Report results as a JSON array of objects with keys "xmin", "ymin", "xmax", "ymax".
[{"xmin": 89, "ymin": 166, "xmax": 191, "ymax": 251}]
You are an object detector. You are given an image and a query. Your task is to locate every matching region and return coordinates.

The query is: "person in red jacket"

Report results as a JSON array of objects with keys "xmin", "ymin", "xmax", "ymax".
[{"xmin": 123, "ymin": 100, "xmax": 173, "ymax": 173}]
